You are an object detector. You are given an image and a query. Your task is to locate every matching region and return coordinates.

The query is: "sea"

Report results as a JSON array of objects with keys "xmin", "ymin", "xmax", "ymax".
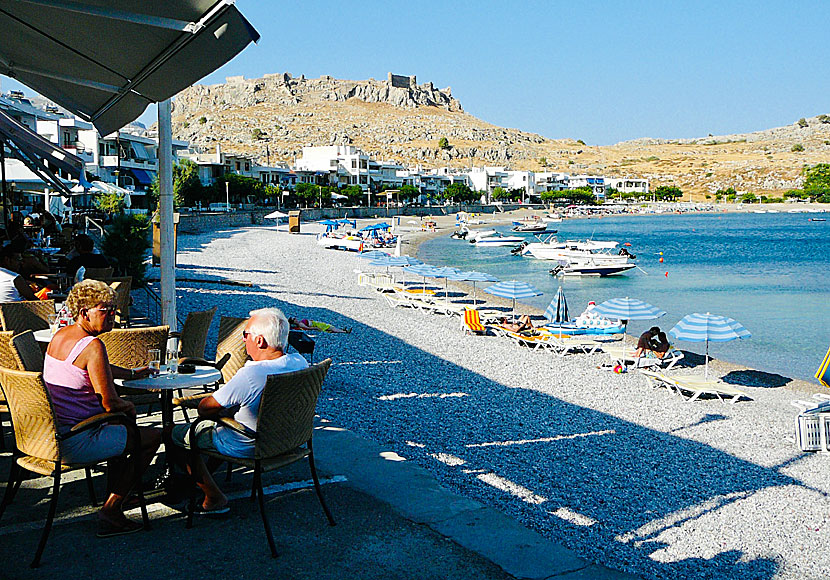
[{"xmin": 417, "ymin": 211, "xmax": 830, "ymax": 383}]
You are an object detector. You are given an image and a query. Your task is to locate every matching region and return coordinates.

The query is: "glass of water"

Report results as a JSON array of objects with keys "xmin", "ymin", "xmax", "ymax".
[
  {"xmin": 167, "ymin": 347, "xmax": 180, "ymax": 376},
  {"xmin": 148, "ymin": 348, "xmax": 161, "ymax": 376}
]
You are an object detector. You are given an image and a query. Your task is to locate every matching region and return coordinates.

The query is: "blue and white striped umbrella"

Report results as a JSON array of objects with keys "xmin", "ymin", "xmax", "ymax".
[
  {"xmin": 669, "ymin": 312, "xmax": 751, "ymax": 378},
  {"xmin": 544, "ymin": 286, "xmax": 569, "ymax": 324},
  {"xmin": 448, "ymin": 270, "xmax": 499, "ymax": 306},
  {"xmin": 359, "ymin": 250, "xmax": 390, "ymax": 260},
  {"xmin": 403, "ymin": 263, "xmax": 438, "ymax": 292},
  {"xmin": 369, "ymin": 255, "xmax": 423, "ymax": 284},
  {"xmin": 484, "ymin": 280, "xmax": 542, "ymax": 320},
  {"xmin": 592, "ymin": 297, "xmax": 666, "ymax": 321},
  {"xmin": 429, "ymin": 266, "xmax": 463, "ymax": 300}
]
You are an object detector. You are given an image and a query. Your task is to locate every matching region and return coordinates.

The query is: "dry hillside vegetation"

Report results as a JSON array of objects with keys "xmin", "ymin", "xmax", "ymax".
[{"xmin": 172, "ymin": 73, "xmax": 830, "ymax": 199}]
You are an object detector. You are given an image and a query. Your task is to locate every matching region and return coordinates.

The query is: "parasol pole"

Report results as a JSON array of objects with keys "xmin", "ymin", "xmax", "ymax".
[{"xmin": 158, "ymin": 99, "xmax": 177, "ymax": 336}]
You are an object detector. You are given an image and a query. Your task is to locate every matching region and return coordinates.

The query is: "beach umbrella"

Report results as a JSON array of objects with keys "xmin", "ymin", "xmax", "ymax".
[
  {"xmin": 544, "ymin": 286, "xmax": 570, "ymax": 324},
  {"xmin": 448, "ymin": 271, "xmax": 499, "ymax": 306},
  {"xmin": 669, "ymin": 312, "xmax": 751, "ymax": 379},
  {"xmin": 429, "ymin": 266, "xmax": 463, "ymax": 300},
  {"xmin": 589, "ymin": 297, "xmax": 665, "ymax": 339},
  {"xmin": 359, "ymin": 250, "xmax": 390, "ymax": 260},
  {"xmin": 369, "ymin": 255, "xmax": 423, "ymax": 284},
  {"xmin": 404, "ymin": 263, "xmax": 438, "ymax": 293},
  {"xmin": 264, "ymin": 210, "xmax": 288, "ymax": 219},
  {"xmin": 319, "ymin": 219, "xmax": 339, "ymax": 232},
  {"xmin": 483, "ymin": 280, "xmax": 543, "ymax": 321}
]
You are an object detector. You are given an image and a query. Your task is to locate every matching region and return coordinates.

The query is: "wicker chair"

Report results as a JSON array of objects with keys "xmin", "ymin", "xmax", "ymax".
[
  {"xmin": 99, "ymin": 326, "xmax": 169, "ymax": 407},
  {"xmin": 185, "ymin": 359, "xmax": 335, "ymax": 557},
  {"xmin": 0, "ymin": 300, "xmax": 55, "ymax": 334},
  {"xmin": 179, "ymin": 306, "xmax": 218, "ymax": 359},
  {"xmin": 0, "ymin": 367, "xmax": 148, "ymax": 567},
  {"xmin": 106, "ymin": 277, "xmax": 132, "ymax": 327},
  {"xmin": 83, "ymin": 267, "xmax": 114, "ymax": 280},
  {"xmin": 0, "ymin": 331, "xmax": 13, "ymax": 449},
  {"xmin": 10, "ymin": 330, "xmax": 45, "ymax": 373}
]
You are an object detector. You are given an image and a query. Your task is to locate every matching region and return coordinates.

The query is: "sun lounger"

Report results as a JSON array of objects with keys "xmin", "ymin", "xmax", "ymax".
[
  {"xmin": 504, "ymin": 330, "xmax": 601, "ymax": 356},
  {"xmin": 640, "ymin": 370, "xmax": 750, "ymax": 403},
  {"xmin": 604, "ymin": 345, "xmax": 684, "ymax": 370},
  {"xmin": 462, "ymin": 308, "xmax": 487, "ymax": 335}
]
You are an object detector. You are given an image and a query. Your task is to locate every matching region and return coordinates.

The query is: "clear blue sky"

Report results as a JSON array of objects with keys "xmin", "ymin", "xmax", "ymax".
[{"xmin": 3, "ymin": 1, "xmax": 829, "ymax": 145}]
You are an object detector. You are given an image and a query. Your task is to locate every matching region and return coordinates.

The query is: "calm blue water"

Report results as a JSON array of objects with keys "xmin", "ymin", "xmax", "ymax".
[{"xmin": 419, "ymin": 212, "xmax": 830, "ymax": 382}]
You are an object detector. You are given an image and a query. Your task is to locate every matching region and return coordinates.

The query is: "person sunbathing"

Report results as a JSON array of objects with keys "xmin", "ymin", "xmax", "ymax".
[
  {"xmin": 289, "ymin": 317, "xmax": 351, "ymax": 333},
  {"xmin": 499, "ymin": 314, "xmax": 534, "ymax": 333}
]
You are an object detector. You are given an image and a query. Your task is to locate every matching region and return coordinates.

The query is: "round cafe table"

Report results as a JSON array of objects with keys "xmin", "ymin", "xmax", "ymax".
[{"xmin": 115, "ymin": 366, "xmax": 221, "ymax": 428}]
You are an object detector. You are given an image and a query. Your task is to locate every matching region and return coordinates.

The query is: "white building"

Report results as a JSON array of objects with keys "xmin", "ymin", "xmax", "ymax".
[
  {"xmin": 294, "ymin": 145, "xmax": 370, "ymax": 190},
  {"xmin": 467, "ymin": 167, "xmax": 509, "ymax": 202},
  {"xmin": 534, "ymin": 172, "xmax": 569, "ymax": 193},
  {"xmin": 569, "ymin": 175, "xmax": 606, "ymax": 199},
  {"xmin": 505, "ymin": 170, "xmax": 535, "ymax": 200},
  {"xmin": 604, "ymin": 177, "xmax": 649, "ymax": 195}
]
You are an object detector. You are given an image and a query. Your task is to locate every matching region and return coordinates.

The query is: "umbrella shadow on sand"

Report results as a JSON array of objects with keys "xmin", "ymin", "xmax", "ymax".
[{"xmin": 722, "ymin": 370, "xmax": 791, "ymax": 389}]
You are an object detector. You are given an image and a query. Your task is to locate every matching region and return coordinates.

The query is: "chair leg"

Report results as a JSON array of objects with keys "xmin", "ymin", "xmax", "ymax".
[
  {"xmin": 0, "ymin": 458, "xmax": 22, "ymax": 519},
  {"xmin": 31, "ymin": 463, "xmax": 61, "ymax": 568},
  {"xmin": 85, "ymin": 467, "xmax": 97, "ymax": 507},
  {"xmin": 253, "ymin": 462, "xmax": 278, "ymax": 558},
  {"xmin": 307, "ymin": 440, "xmax": 335, "ymax": 526}
]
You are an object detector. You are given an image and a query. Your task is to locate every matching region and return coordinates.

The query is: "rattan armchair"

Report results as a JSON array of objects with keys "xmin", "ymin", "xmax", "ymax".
[
  {"xmin": 185, "ymin": 358, "xmax": 335, "ymax": 557},
  {"xmin": 0, "ymin": 331, "xmax": 12, "ymax": 449},
  {"xmin": 106, "ymin": 277, "xmax": 132, "ymax": 327},
  {"xmin": 99, "ymin": 326, "xmax": 169, "ymax": 407},
  {"xmin": 0, "ymin": 367, "xmax": 148, "ymax": 567},
  {"xmin": 0, "ymin": 300, "xmax": 55, "ymax": 334},
  {"xmin": 83, "ymin": 267, "xmax": 114, "ymax": 280},
  {"xmin": 10, "ymin": 330, "xmax": 45, "ymax": 373},
  {"xmin": 179, "ymin": 306, "xmax": 218, "ymax": 359}
]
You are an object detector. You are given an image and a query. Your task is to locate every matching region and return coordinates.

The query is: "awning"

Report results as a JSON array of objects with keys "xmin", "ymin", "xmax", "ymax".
[
  {"xmin": 0, "ymin": 1, "xmax": 260, "ymax": 136},
  {"xmin": 128, "ymin": 168, "xmax": 154, "ymax": 185},
  {"xmin": 0, "ymin": 107, "xmax": 90, "ymax": 195}
]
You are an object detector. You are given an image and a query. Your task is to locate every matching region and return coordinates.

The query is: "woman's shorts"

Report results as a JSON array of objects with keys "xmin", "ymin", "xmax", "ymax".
[{"xmin": 61, "ymin": 424, "xmax": 128, "ymax": 464}]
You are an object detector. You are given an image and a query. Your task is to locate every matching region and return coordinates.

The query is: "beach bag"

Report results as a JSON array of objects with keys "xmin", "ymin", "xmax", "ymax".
[{"xmin": 816, "ymin": 345, "xmax": 830, "ymax": 388}]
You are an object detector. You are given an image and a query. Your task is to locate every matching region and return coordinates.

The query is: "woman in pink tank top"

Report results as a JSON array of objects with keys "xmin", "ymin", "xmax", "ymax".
[{"xmin": 45, "ymin": 279, "xmax": 161, "ymax": 538}]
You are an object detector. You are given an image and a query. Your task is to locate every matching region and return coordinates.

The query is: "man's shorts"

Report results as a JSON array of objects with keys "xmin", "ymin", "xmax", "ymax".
[
  {"xmin": 171, "ymin": 422, "xmax": 219, "ymax": 452},
  {"xmin": 61, "ymin": 424, "xmax": 127, "ymax": 464}
]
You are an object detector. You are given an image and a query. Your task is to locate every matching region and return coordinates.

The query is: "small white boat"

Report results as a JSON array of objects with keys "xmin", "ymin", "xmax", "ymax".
[
  {"xmin": 552, "ymin": 262, "xmax": 637, "ymax": 277},
  {"xmin": 471, "ymin": 231, "xmax": 525, "ymax": 246},
  {"xmin": 511, "ymin": 222, "xmax": 550, "ymax": 233}
]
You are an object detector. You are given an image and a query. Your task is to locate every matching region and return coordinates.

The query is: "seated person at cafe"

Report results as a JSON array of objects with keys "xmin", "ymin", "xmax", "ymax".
[
  {"xmin": 0, "ymin": 245, "xmax": 39, "ymax": 302},
  {"xmin": 67, "ymin": 234, "xmax": 110, "ymax": 278},
  {"xmin": 44, "ymin": 279, "xmax": 160, "ymax": 537},
  {"xmin": 166, "ymin": 307, "xmax": 308, "ymax": 514}
]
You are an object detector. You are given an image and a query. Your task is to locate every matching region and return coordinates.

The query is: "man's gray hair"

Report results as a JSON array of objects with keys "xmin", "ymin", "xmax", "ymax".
[{"xmin": 247, "ymin": 307, "xmax": 289, "ymax": 351}]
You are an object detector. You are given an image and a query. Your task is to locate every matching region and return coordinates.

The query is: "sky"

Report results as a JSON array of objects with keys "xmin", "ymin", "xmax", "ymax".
[{"xmin": 3, "ymin": 0, "xmax": 830, "ymax": 145}]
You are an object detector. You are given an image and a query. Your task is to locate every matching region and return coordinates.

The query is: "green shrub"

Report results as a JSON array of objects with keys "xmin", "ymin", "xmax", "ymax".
[
  {"xmin": 792, "ymin": 143, "xmax": 805, "ymax": 152},
  {"xmin": 797, "ymin": 118, "xmax": 808, "ymax": 128},
  {"xmin": 101, "ymin": 214, "xmax": 151, "ymax": 285},
  {"xmin": 438, "ymin": 137, "xmax": 451, "ymax": 150},
  {"xmin": 818, "ymin": 114, "xmax": 830, "ymax": 124},
  {"xmin": 252, "ymin": 128, "xmax": 265, "ymax": 140},
  {"xmin": 198, "ymin": 116, "xmax": 207, "ymax": 124}
]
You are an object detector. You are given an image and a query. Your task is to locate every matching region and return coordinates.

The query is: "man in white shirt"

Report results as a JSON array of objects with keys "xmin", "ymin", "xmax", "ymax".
[
  {"xmin": 0, "ymin": 246, "xmax": 38, "ymax": 302},
  {"xmin": 168, "ymin": 307, "xmax": 308, "ymax": 514}
]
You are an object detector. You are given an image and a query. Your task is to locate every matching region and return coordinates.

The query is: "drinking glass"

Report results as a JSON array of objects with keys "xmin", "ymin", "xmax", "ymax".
[
  {"xmin": 167, "ymin": 348, "xmax": 180, "ymax": 376},
  {"xmin": 148, "ymin": 348, "xmax": 161, "ymax": 376},
  {"xmin": 48, "ymin": 314, "xmax": 58, "ymax": 335}
]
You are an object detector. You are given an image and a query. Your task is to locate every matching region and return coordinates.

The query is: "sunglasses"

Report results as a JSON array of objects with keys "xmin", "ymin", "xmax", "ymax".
[
  {"xmin": 90, "ymin": 305, "xmax": 117, "ymax": 315},
  {"xmin": 241, "ymin": 330, "xmax": 256, "ymax": 340}
]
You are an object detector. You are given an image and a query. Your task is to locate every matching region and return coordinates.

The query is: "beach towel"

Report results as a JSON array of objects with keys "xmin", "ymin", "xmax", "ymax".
[{"xmin": 816, "ymin": 345, "xmax": 830, "ymax": 388}]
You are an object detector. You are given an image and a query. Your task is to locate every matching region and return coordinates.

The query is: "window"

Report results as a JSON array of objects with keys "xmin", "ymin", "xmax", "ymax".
[
  {"xmin": 235, "ymin": 161, "xmax": 241, "ymax": 171},
  {"xmin": 245, "ymin": 163, "xmax": 250, "ymax": 171},
  {"xmin": 351, "ymin": 159, "xmax": 357, "ymax": 169}
]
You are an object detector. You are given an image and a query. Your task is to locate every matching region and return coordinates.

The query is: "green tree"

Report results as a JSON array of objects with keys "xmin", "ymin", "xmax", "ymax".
[
  {"xmin": 438, "ymin": 137, "xmax": 451, "ymax": 150},
  {"xmin": 653, "ymin": 185, "xmax": 683, "ymax": 201},
  {"xmin": 541, "ymin": 187, "xmax": 596, "ymax": 205},
  {"xmin": 149, "ymin": 159, "xmax": 203, "ymax": 209},
  {"xmin": 94, "ymin": 191, "xmax": 126, "ymax": 215},
  {"xmin": 740, "ymin": 192, "xmax": 758, "ymax": 203},
  {"xmin": 342, "ymin": 185, "xmax": 364, "ymax": 205},
  {"xmin": 538, "ymin": 157, "xmax": 548, "ymax": 167},
  {"xmin": 399, "ymin": 184, "xmax": 420, "ymax": 201},
  {"xmin": 101, "ymin": 214, "xmax": 151, "ymax": 285},
  {"xmin": 443, "ymin": 181, "xmax": 475, "ymax": 203},
  {"xmin": 209, "ymin": 173, "xmax": 266, "ymax": 205},
  {"xmin": 294, "ymin": 183, "xmax": 319, "ymax": 207},
  {"xmin": 803, "ymin": 164, "xmax": 830, "ymax": 197},
  {"xmin": 491, "ymin": 187, "xmax": 510, "ymax": 201}
]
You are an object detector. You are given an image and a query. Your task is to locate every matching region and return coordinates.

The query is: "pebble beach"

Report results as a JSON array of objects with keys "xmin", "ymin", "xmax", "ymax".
[{"xmin": 165, "ymin": 217, "xmax": 830, "ymax": 580}]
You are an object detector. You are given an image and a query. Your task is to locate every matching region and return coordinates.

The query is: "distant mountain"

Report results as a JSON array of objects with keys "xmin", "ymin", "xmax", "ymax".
[{"xmin": 171, "ymin": 73, "xmax": 830, "ymax": 199}]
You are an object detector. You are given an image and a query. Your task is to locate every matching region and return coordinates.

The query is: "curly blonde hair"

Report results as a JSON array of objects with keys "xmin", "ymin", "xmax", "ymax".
[{"xmin": 66, "ymin": 279, "xmax": 115, "ymax": 318}]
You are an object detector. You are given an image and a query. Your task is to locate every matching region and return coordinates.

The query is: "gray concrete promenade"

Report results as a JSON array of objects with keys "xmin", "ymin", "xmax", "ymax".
[{"xmin": 0, "ymin": 417, "xmax": 636, "ymax": 580}]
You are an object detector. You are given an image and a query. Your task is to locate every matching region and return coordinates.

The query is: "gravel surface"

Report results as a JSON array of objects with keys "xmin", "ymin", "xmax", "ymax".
[{"xmin": 160, "ymin": 221, "xmax": 830, "ymax": 580}]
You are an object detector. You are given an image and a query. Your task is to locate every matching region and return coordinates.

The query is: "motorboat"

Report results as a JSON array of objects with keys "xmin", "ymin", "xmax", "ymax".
[
  {"xmin": 518, "ymin": 234, "xmax": 633, "ymax": 262},
  {"xmin": 451, "ymin": 226, "xmax": 470, "ymax": 239},
  {"xmin": 466, "ymin": 228, "xmax": 497, "ymax": 242},
  {"xmin": 471, "ymin": 230, "xmax": 525, "ymax": 246},
  {"xmin": 549, "ymin": 261, "xmax": 637, "ymax": 277},
  {"xmin": 511, "ymin": 222, "xmax": 550, "ymax": 233}
]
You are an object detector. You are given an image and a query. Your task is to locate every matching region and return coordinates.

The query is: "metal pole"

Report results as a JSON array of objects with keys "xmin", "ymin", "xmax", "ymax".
[
  {"xmin": 225, "ymin": 181, "xmax": 230, "ymax": 212},
  {"xmin": 158, "ymin": 99, "xmax": 177, "ymax": 332},
  {"xmin": 0, "ymin": 143, "xmax": 8, "ymax": 229}
]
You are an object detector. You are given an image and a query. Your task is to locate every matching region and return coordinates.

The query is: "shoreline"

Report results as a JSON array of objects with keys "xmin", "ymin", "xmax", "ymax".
[
  {"xmin": 399, "ymin": 210, "xmax": 821, "ymax": 394},
  {"xmin": 171, "ymin": 222, "xmax": 830, "ymax": 580}
]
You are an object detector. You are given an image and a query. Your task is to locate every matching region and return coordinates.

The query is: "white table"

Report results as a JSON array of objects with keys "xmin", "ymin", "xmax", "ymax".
[
  {"xmin": 115, "ymin": 366, "xmax": 221, "ymax": 428},
  {"xmin": 34, "ymin": 329, "xmax": 54, "ymax": 343}
]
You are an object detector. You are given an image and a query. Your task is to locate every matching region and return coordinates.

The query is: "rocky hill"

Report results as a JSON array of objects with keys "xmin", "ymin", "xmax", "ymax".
[{"xmin": 171, "ymin": 73, "xmax": 830, "ymax": 199}]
